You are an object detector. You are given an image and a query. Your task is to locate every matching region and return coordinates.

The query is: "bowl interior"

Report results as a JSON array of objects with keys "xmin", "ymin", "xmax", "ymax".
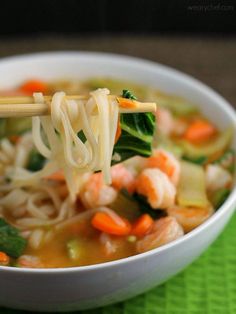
[{"xmin": 0, "ymin": 51, "xmax": 235, "ymax": 272}]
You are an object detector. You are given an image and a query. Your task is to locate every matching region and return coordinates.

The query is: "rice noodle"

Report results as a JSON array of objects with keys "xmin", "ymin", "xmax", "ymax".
[
  {"xmin": 30, "ymin": 89, "xmax": 118, "ymax": 200},
  {"xmin": 0, "ymin": 89, "xmax": 121, "ymax": 250}
]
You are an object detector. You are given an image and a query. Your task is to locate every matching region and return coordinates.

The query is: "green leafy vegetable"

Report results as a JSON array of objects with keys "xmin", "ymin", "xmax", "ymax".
[
  {"xmin": 113, "ymin": 90, "xmax": 155, "ymax": 163},
  {"xmin": 121, "ymin": 189, "xmax": 165, "ymax": 219},
  {"xmin": 0, "ymin": 218, "xmax": 27, "ymax": 258},
  {"xmin": 133, "ymin": 193, "xmax": 167, "ymax": 219},
  {"xmin": 122, "ymin": 89, "xmax": 137, "ymax": 100},
  {"xmin": 27, "ymin": 149, "xmax": 46, "ymax": 172},
  {"xmin": 183, "ymin": 155, "xmax": 207, "ymax": 165},
  {"xmin": 77, "ymin": 130, "xmax": 87, "ymax": 143},
  {"xmin": 210, "ymin": 188, "xmax": 230, "ymax": 210}
]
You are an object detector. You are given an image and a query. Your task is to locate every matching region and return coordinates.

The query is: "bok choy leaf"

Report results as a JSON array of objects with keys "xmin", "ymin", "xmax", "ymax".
[{"xmin": 113, "ymin": 90, "xmax": 155, "ymax": 163}]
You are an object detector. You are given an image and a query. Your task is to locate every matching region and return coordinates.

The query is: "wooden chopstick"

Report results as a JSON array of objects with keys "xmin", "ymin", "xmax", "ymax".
[{"xmin": 0, "ymin": 95, "xmax": 156, "ymax": 118}]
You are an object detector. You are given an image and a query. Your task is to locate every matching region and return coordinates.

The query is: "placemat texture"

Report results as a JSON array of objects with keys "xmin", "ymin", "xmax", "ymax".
[{"xmin": 1, "ymin": 213, "xmax": 236, "ymax": 314}]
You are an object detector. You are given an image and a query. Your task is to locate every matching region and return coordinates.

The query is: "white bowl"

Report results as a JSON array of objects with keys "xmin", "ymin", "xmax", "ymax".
[{"xmin": 0, "ymin": 52, "xmax": 235, "ymax": 312}]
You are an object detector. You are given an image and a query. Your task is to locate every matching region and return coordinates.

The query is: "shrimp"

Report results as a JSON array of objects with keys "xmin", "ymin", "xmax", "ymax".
[
  {"xmin": 80, "ymin": 165, "xmax": 136, "ymax": 209},
  {"xmin": 205, "ymin": 164, "xmax": 232, "ymax": 191},
  {"xmin": 136, "ymin": 168, "xmax": 176, "ymax": 209},
  {"xmin": 145, "ymin": 149, "xmax": 180, "ymax": 185},
  {"xmin": 80, "ymin": 172, "xmax": 118, "ymax": 209},
  {"xmin": 156, "ymin": 107, "xmax": 174, "ymax": 136},
  {"xmin": 167, "ymin": 205, "xmax": 214, "ymax": 232},
  {"xmin": 172, "ymin": 118, "xmax": 188, "ymax": 136},
  {"xmin": 111, "ymin": 164, "xmax": 136, "ymax": 193},
  {"xmin": 18, "ymin": 255, "xmax": 44, "ymax": 268},
  {"xmin": 136, "ymin": 216, "xmax": 184, "ymax": 253}
]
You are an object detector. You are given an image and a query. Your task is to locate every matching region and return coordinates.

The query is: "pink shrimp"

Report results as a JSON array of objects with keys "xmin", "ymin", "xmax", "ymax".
[
  {"xmin": 156, "ymin": 107, "xmax": 174, "ymax": 136},
  {"xmin": 145, "ymin": 149, "xmax": 180, "ymax": 185},
  {"xmin": 136, "ymin": 216, "xmax": 184, "ymax": 253},
  {"xmin": 80, "ymin": 165, "xmax": 136, "ymax": 209},
  {"xmin": 18, "ymin": 255, "xmax": 44, "ymax": 268},
  {"xmin": 136, "ymin": 168, "xmax": 176, "ymax": 209},
  {"xmin": 111, "ymin": 164, "xmax": 136, "ymax": 193},
  {"xmin": 80, "ymin": 172, "xmax": 118, "ymax": 209},
  {"xmin": 167, "ymin": 205, "xmax": 214, "ymax": 232}
]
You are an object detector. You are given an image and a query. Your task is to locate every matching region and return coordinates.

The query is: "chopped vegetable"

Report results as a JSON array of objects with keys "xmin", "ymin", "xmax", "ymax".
[
  {"xmin": 67, "ymin": 239, "xmax": 82, "ymax": 260},
  {"xmin": 122, "ymin": 89, "xmax": 137, "ymax": 100},
  {"xmin": 182, "ymin": 155, "xmax": 207, "ymax": 165},
  {"xmin": 91, "ymin": 212, "xmax": 131, "ymax": 236},
  {"xmin": 20, "ymin": 79, "xmax": 48, "ymax": 94},
  {"xmin": 110, "ymin": 190, "xmax": 140, "ymax": 221},
  {"xmin": 27, "ymin": 149, "xmax": 46, "ymax": 172},
  {"xmin": 113, "ymin": 113, "xmax": 155, "ymax": 159},
  {"xmin": 183, "ymin": 119, "xmax": 216, "ymax": 143},
  {"xmin": 117, "ymin": 97, "xmax": 137, "ymax": 109},
  {"xmin": 115, "ymin": 119, "xmax": 121, "ymax": 143},
  {"xmin": 177, "ymin": 161, "xmax": 209, "ymax": 208},
  {"xmin": 0, "ymin": 251, "xmax": 10, "ymax": 266},
  {"xmin": 0, "ymin": 218, "xmax": 27, "ymax": 258},
  {"xmin": 9, "ymin": 135, "xmax": 20, "ymax": 144},
  {"xmin": 131, "ymin": 214, "xmax": 154, "ymax": 237},
  {"xmin": 132, "ymin": 193, "xmax": 166, "ymax": 219},
  {"xmin": 127, "ymin": 235, "xmax": 137, "ymax": 243},
  {"xmin": 210, "ymin": 188, "xmax": 230, "ymax": 209},
  {"xmin": 113, "ymin": 90, "xmax": 155, "ymax": 163},
  {"xmin": 179, "ymin": 127, "xmax": 233, "ymax": 159},
  {"xmin": 77, "ymin": 130, "xmax": 87, "ymax": 143}
]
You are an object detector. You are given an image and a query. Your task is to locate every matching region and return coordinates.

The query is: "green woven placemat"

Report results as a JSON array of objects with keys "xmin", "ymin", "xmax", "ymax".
[{"xmin": 1, "ymin": 213, "xmax": 236, "ymax": 314}]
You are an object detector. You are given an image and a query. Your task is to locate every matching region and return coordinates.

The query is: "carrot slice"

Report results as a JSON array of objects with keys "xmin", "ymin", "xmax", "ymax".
[
  {"xmin": 20, "ymin": 79, "xmax": 48, "ymax": 94},
  {"xmin": 0, "ymin": 251, "xmax": 10, "ymax": 266},
  {"xmin": 184, "ymin": 119, "xmax": 216, "ymax": 143},
  {"xmin": 115, "ymin": 118, "xmax": 121, "ymax": 143},
  {"xmin": 131, "ymin": 214, "xmax": 154, "ymax": 237},
  {"xmin": 9, "ymin": 135, "xmax": 21, "ymax": 144},
  {"xmin": 91, "ymin": 212, "xmax": 131, "ymax": 236},
  {"xmin": 117, "ymin": 97, "xmax": 136, "ymax": 108},
  {"xmin": 45, "ymin": 170, "xmax": 65, "ymax": 182}
]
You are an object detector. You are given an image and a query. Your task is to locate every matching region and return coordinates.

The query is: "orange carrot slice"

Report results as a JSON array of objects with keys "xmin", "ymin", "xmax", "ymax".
[
  {"xmin": 115, "ymin": 118, "xmax": 121, "ymax": 143},
  {"xmin": 131, "ymin": 214, "xmax": 154, "ymax": 237},
  {"xmin": 9, "ymin": 135, "xmax": 21, "ymax": 144},
  {"xmin": 117, "ymin": 97, "xmax": 136, "ymax": 108},
  {"xmin": 0, "ymin": 251, "xmax": 10, "ymax": 266},
  {"xmin": 91, "ymin": 212, "xmax": 131, "ymax": 236},
  {"xmin": 20, "ymin": 79, "xmax": 48, "ymax": 94},
  {"xmin": 184, "ymin": 119, "xmax": 216, "ymax": 143}
]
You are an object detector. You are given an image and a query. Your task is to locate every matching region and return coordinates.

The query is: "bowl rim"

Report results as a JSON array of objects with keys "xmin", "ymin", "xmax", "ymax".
[{"xmin": 0, "ymin": 51, "xmax": 235, "ymax": 274}]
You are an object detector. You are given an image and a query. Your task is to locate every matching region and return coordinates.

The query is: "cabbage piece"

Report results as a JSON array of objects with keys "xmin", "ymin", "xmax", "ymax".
[{"xmin": 177, "ymin": 161, "xmax": 209, "ymax": 208}]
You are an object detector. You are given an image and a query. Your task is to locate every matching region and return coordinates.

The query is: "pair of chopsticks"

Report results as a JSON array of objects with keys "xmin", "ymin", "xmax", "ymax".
[{"xmin": 0, "ymin": 95, "xmax": 156, "ymax": 118}]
